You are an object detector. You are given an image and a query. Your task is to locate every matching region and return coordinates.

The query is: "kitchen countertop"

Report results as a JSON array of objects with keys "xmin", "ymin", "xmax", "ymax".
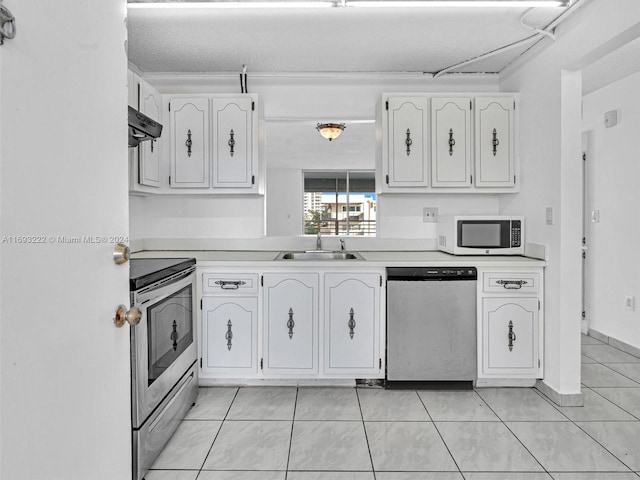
[{"xmin": 132, "ymin": 250, "xmax": 546, "ymax": 268}]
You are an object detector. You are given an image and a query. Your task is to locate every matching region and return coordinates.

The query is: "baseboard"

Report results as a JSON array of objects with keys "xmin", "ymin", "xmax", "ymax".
[
  {"xmin": 535, "ymin": 380, "xmax": 584, "ymax": 407},
  {"xmin": 588, "ymin": 328, "xmax": 640, "ymax": 359}
]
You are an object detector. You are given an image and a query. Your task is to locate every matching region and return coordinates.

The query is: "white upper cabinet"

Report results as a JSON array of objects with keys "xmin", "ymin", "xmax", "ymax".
[
  {"xmin": 212, "ymin": 97, "xmax": 256, "ymax": 191},
  {"xmin": 170, "ymin": 97, "xmax": 210, "ymax": 189},
  {"xmin": 385, "ymin": 96, "xmax": 429, "ymax": 189},
  {"xmin": 138, "ymin": 81, "xmax": 162, "ymax": 188},
  {"xmin": 475, "ymin": 96, "xmax": 515, "ymax": 188},
  {"xmin": 431, "ymin": 97, "xmax": 472, "ymax": 188}
]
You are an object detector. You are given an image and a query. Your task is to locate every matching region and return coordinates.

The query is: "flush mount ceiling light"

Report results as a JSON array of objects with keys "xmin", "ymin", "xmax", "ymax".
[
  {"xmin": 316, "ymin": 123, "xmax": 346, "ymax": 141},
  {"xmin": 128, "ymin": 0, "xmax": 570, "ymax": 9}
]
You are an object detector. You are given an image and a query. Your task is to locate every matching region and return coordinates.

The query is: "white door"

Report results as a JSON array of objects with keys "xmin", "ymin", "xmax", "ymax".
[
  {"xmin": 431, "ymin": 97, "xmax": 472, "ymax": 187},
  {"xmin": 170, "ymin": 97, "xmax": 210, "ymax": 188},
  {"xmin": 386, "ymin": 96, "xmax": 429, "ymax": 188},
  {"xmin": 482, "ymin": 297, "xmax": 539, "ymax": 377},
  {"xmin": 263, "ymin": 273, "xmax": 319, "ymax": 375},
  {"xmin": 139, "ymin": 81, "xmax": 162, "ymax": 188},
  {"xmin": 0, "ymin": 2, "xmax": 131, "ymax": 478},
  {"xmin": 212, "ymin": 97, "xmax": 255, "ymax": 190},
  {"xmin": 324, "ymin": 274, "xmax": 380, "ymax": 374},
  {"xmin": 475, "ymin": 97, "xmax": 515, "ymax": 187},
  {"xmin": 203, "ymin": 297, "xmax": 258, "ymax": 373}
]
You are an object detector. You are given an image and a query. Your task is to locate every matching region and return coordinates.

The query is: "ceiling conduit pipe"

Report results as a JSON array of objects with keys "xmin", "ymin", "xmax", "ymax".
[{"xmin": 432, "ymin": 0, "xmax": 586, "ymax": 78}]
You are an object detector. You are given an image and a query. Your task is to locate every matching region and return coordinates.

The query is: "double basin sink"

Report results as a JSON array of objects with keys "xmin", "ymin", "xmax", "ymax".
[{"xmin": 275, "ymin": 250, "xmax": 363, "ymax": 261}]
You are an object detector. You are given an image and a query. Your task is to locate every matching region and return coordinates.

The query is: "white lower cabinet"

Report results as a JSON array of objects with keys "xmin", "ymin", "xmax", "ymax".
[
  {"xmin": 477, "ymin": 269, "xmax": 543, "ymax": 383},
  {"xmin": 262, "ymin": 273, "xmax": 319, "ymax": 375},
  {"xmin": 198, "ymin": 268, "xmax": 384, "ymax": 382},
  {"xmin": 202, "ymin": 297, "xmax": 258, "ymax": 375},
  {"xmin": 324, "ymin": 273, "xmax": 381, "ymax": 375}
]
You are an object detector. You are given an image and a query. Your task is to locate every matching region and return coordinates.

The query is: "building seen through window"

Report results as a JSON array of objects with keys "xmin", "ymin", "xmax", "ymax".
[{"xmin": 303, "ymin": 171, "xmax": 376, "ymax": 237}]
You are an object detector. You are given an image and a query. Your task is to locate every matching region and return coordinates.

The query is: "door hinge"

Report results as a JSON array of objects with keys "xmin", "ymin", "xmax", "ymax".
[
  {"xmin": 137, "ymin": 83, "xmax": 141, "ymax": 111},
  {"xmin": 385, "ymin": 174, "xmax": 389, "ymax": 184},
  {"xmin": 380, "ymin": 275, "xmax": 383, "ymax": 287},
  {"xmin": 538, "ymin": 299, "xmax": 541, "ymax": 310},
  {"xmin": 252, "ymin": 175, "xmax": 255, "ymax": 185},
  {"xmin": 200, "ymin": 299, "xmax": 203, "ymax": 310},
  {"xmin": 385, "ymin": 100, "xmax": 389, "ymax": 111},
  {"xmin": 470, "ymin": 100, "xmax": 472, "ymax": 110},
  {"xmin": 168, "ymin": 102, "xmax": 171, "ymax": 112},
  {"xmin": 583, "ymin": 153, "xmax": 587, "ymax": 162},
  {"xmin": 260, "ymin": 358, "xmax": 263, "ymax": 370},
  {"xmin": 538, "ymin": 358, "xmax": 540, "ymax": 368},
  {"xmin": 379, "ymin": 358, "xmax": 382, "ymax": 369},
  {"xmin": 169, "ymin": 176, "xmax": 171, "ymax": 186},
  {"xmin": 582, "ymin": 251, "xmax": 586, "ymax": 259},
  {"xmin": 514, "ymin": 175, "xmax": 516, "ymax": 185},
  {"xmin": 261, "ymin": 275, "xmax": 263, "ymax": 287},
  {"xmin": 470, "ymin": 174, "xmax": 473, "ymax": 184},
  {"xmin": 200, "ymin": 358, "xmax": 203, "ymax": 368},
  {"xmin": 582, "ymin": 310, "xmax": 586, "ymax": 319},
  {"xmin": 513, "ymin": 100, "xmax": 516, "ymax": 110}
]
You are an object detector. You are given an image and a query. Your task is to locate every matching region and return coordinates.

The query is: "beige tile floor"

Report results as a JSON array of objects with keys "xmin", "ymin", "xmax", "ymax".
[{"xmin": 146, "ymin": 334, "xmax": 640, "ymax": 480}]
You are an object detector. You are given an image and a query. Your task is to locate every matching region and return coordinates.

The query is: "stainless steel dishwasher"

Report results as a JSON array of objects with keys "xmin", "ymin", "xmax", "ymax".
[{"xmin": 386, "ymin": 267, "xmax": 477, "ymax": 389}]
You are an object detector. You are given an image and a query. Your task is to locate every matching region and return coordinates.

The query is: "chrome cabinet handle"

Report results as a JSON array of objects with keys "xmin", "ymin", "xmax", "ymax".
[
  {"xmin": 215, "ymin": 280, "xmax": 247, "ymax": 290},
  {"xmin": 185, "ymin": 129, "xmax": 192, "ymax": 157},
  {"xmin": 448, "ymin": 128, "xmax": 455, "ymax": 156},
  {"xmin": 405, "ymin": 128, "xmax": 412, "ymax": 156},
  {"xmin": 287, "ymin": 307, "xmax": 295, "ymax": 339},
  {"xmin": 113, "ymin": 305, "xmax": 142, "ymax": 328},
  {"xmin": 348, "ymin": 308, "xmax": 356, "ymax": 339},
  {"xmin": 496, "ymin": 279, "xmax": 528, "ymax": 289},
  {"xmin": 508, "ymin": 320, "xmax": 516, "ymax": 351},
  {"xmin": 228, "ymin": 129, "xmax": 235, "ymax": 157},
  {"xmin": 112, "ymin": 243, "xmax": 130, "ymax": 265},
  {"xmin": 492, "ymin": 128, "xmax": 500, "ymax": 156},
  {"xmin": 225, "ymin": 319, "xmax": 233, "ymax": 351}
]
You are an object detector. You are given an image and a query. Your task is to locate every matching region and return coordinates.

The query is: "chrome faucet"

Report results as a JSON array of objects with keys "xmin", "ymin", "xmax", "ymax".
[
  {"xmin": 340, "ymin": 238, "xmax": 345, "ymax": 251},
  {"xmin": 316, "ymin": 231, "xmax": 322, "ymax": 250}
]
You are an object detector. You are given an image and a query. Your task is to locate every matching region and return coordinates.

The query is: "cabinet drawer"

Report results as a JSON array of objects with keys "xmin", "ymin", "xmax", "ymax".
[
  {"xmin": 202, "ymin": 273, "xmax": 259, "ymax": 295},
  {"xmin": 483, "ymin": 272, "xmax": 539, "ymax": 294}
]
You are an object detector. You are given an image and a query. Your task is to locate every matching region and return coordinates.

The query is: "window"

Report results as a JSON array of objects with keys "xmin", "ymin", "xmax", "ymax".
[{"xmin": 303, "ymin": 171, "xmax": 376, "ymax": 237}]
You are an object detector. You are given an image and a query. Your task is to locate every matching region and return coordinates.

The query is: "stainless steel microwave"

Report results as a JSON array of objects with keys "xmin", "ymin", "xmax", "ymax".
[{"xmin": 437, "ymin": 215, "xmax": 524, "ymax": 255}]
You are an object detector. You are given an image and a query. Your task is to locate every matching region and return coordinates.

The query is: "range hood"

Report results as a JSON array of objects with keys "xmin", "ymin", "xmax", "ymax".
[{"xmin": 128, "ymin": 106, "xmax": 163, "ymax": 147}]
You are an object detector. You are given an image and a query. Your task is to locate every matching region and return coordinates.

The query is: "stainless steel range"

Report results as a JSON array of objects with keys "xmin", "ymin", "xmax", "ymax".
[{"xmin": 129, "ymin": 258, "xmax": 198, "ymax": 480}]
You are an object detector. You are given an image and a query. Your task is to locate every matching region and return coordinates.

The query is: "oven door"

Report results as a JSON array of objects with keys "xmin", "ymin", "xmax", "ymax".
[{"xmin": 131, "ymin": 268, "xmax": 197, "ymax": 428}]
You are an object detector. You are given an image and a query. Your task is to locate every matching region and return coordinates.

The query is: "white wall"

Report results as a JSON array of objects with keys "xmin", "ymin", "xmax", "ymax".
[
  {"xmin": 499, "ymin": 0, "xmax": 640, "ymax": 397},
  {"xmin": 132, "ymin": 74, "xmax": 502, "ymax": 245},
  {"xmin": 582, "ymin": 70, "xmax": 640, "ymax": 348}
]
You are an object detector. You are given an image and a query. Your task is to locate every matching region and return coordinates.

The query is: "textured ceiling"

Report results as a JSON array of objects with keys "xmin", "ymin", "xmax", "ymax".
[{"xmin": 127, "ymin": 3, "xmax": 566, "ymax": 74}]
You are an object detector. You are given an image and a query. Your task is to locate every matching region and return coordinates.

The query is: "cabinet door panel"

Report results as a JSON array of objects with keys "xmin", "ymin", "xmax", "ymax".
[
  {"xmin": 212, "ymin": 97, "xmax": 254, "ymax": 189},
  {"xmin": 263, "ymin": 274, "xmax": 318, "ymax": 374},
  {"xmin": 431, "ymin": 97, "xmax": 471, "ymax": 187},
  {"xmin": 482, "ymin": 297, "xmax": 539, "ymax": 376},
  {"xmin": 475, "ymin": 97, "xmax": 514, "ymax": 187},
  {"xmin": 139, "ymin": 82, "xmax": 162, "ymax": 188},
  {"xmin": 203, "ymin": 297, "xmax": 257, "ymax": 373},
  {"xmin": 325, "ymin": 274, "xmax": 380, "ymax": 373},
  {"xmin": 387, "ymin": 96, "xmax": 429, "ymax": 188},
  {"xmin": 170, "ymin": 97, "xmax": 210, "ymax": 188}
]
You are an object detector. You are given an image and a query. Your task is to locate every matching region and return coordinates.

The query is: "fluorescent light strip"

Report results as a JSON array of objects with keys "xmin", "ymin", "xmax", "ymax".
[{"xmin": 128, "ymin": 1, "xmax": 568, "ymax": 9}]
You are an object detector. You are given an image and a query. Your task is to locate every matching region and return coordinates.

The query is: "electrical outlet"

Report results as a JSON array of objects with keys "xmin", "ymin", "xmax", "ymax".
[
  {"xmin": 545, "ymin": 207, "xmax": 554, "ymax": 225},
  {"xmin": 625, "ymin": 296, "xmax": 636, "ymax": 311},
  {"xmin": 423, "ymin": 207, "xmax": 438, "ymax": 223},
  {"xmin": 591, "ymin": 210, "xmax": 600, "ymax": 223}
]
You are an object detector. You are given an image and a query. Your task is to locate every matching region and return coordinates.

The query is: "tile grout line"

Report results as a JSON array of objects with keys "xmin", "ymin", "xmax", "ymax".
[
  {"xmin": 283, "ymin": 386, "xmax": 299, "ymax": 480},
  {"xmin": 534, "ymin": 352, "xmax": 638, "ymax": 475},
  {"xmin": 414, "ymin": 389, "xmax": 465, "ymax": 479},
  {"xmin": 474, "ymin": 389, "xmax": 552, "ymax": 477},
  {"xmin": 194, "ymin": 387, "xmax": 240, "ymax": 479},
  {"xmin": 355, "ymin": 387, "xmax": 377, "ymax": 480}
]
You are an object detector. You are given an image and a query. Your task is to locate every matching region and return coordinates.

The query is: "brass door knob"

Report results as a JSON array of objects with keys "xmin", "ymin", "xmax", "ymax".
[
  {"xmin": 113, "ymin": 243, "xmax": 130, "ymax": 265},
  {"xmin": 114, "ymin": 305, "xmax": 142, "ymax": 328}
]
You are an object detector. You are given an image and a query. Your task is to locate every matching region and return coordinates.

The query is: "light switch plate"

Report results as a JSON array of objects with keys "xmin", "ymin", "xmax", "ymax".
[{"xmin": 545, "ymin": 207, "xmax": 553, "ymax": 225}]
